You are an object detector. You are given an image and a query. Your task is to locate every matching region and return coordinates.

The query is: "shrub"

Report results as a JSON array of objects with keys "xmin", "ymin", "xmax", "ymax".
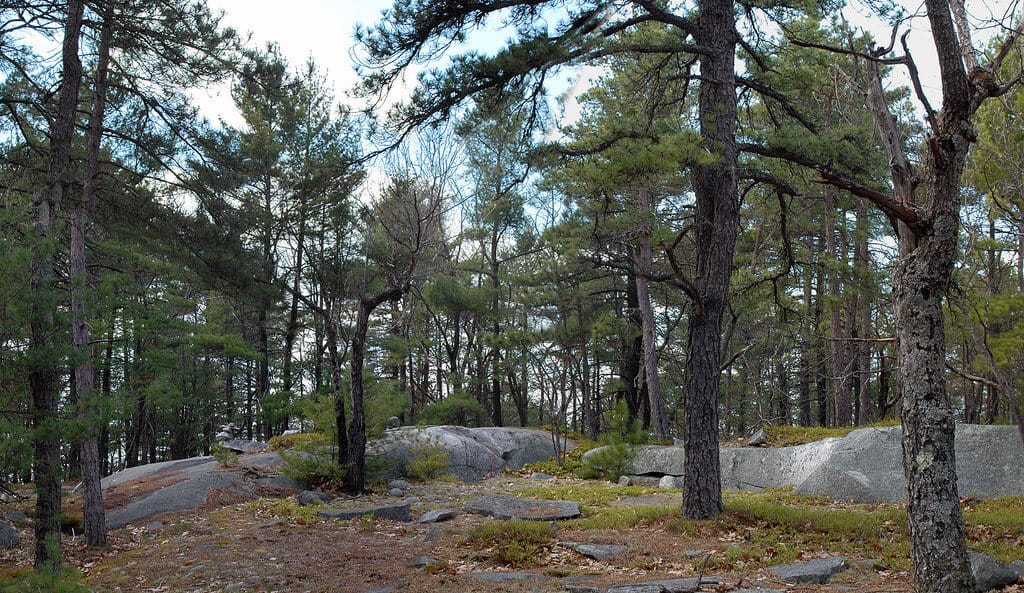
[
  {"xmin": 468, "ymin": 519, "xmax": 557, "ymax": 567},
  {"xmin": 416, "ymin": 393, "xmax": 487, "ymax": 427},
  {"xmin": 210, "ymin": 442, "xmax": 238, "ymax": 466},
  {"xmin": 278, "ymin": 433, "xmax": 345, "ymax": 489},
  {"xmin": 268, "ymin": 432, "xmax": 323, "ymax": 452},
  {"xmin": 0, "ymin": 565, "xmax": 91, "ymax": 593},
  {"xmin": 404, "ymin": 440, "xmax": 451, "ymax": 481}
]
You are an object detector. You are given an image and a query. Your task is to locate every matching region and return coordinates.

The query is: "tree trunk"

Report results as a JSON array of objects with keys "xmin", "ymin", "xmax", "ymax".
[
  {"xmin": 636, "ymin": 188, "xmax": 670, "ymax": 440},
  {"xmin": 73, "ymin": 8, "xmax": 112, "ymax": 548},
  {"xmin": 346, "ymin": 288, "xmax": 403, "ymax": 494},
  {"xmin": 892, "ymin": 2, "xmax": 976, "ymax": 587},
  {"xmin": 682, "ymin": 0, "xmax": 737, "ymax": 519},
  {"xmin": 29, "ymin": 0, "xmax": 85, "ymax": 567},
  {"xmin": 621, "ymin": 272, "xmax": 643, "ymax": 426},
  {"xmin": 825, "ymin": 186, "xmax": 852, "ymax": 426}
]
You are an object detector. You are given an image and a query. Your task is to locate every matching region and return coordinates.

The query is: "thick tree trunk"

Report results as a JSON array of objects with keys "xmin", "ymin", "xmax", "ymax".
[
  {"xmin": 682, "ymin": 0, "xmax": 737, "ymax": 519},
  {"xmin": 895, "ymin": 5, "xmax": 976, "ymax": 590},
  {"xmin": 73, "ymin": 10, "xmax": 112, "ymax": 548},
  {"xmin": 29, "ymin": 0, "xmax": 85, "ymax": 567}
]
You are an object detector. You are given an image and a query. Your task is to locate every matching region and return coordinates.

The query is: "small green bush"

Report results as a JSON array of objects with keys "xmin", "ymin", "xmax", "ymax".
[
  {"xmin": 404, "ymin": 440, "xmax": 451, "ymax": 481},
  {"xmin": 278, "ymin": 433, "xmax": 345, "ymax": 489},
  {"xmin": 210, "ymin": 442, "xmax": 238, "ymax": 466},
  {"xmin": 416, "ymin": 393, "xmax": 487, "ymax": 427},
  {"xmin": 268, "ymin": 432, "xmax": 323, "ymax": 452},
  {"xmin": 0, "ymin": 565, "xmax": 91, "ymax": 593},
  {"xmin": 468, "ymin": 519, "xmax": 557, "ymax": 567}
]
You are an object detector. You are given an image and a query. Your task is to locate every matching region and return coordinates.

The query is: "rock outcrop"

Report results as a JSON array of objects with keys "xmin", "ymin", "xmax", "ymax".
[
  {"xmin": 586, "ymin": 424, "xmax": 1024, "ymax": 503},
  {"xmin": 368, "ymin": 426, "xmax": 571, "ymax": 482}
]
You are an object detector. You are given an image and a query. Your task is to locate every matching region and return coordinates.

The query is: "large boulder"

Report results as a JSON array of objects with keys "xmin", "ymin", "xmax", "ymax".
[
  {"xmin": 589, "ymin": 424, "xmax": 1024, "ymax": 503},
  {"xmin": 368, "ymin": 426, "xmax": 571, "ymax": 482},
  {"xmin": 101, "ymin": 452, "xmax": 292, "ymax": 529}
]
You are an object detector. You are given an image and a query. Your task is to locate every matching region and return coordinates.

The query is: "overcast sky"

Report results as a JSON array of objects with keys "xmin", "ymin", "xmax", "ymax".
[{"xmin": 199, "ymin": 0, "xmax": 395, "ymax": 122}]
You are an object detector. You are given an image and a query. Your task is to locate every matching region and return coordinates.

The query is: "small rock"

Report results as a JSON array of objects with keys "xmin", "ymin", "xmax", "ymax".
[
  {"xmin": 970, "ymin": 551, "xmax": 1018, "ymax": 592},
  {"xmin": 684, "ymin": 549, "xmax": 709, "ymax": 559},
  {"xmin": 418, "ymin": 509, "xmax": 456, "ymax": 524},
  {"xmin": 770, "ymin": 557, "xmax": 848, "ymax": 584},
  {"xmin": 529, "ymin": 472, "xmax": 554, "ymax": 480},
  {"xmin": 734, "ymin": 589, "xmax": 783, "ymax": 593},
  {"xmin": 747, "ymin": 428, "xmax": 768, "ymax": 447},
  {"xmin": 363, "ymin": 579, "xmax": 406, "ymax": 593},
  {"xmin": 562, "ymin": 541, "xmax": 627, "ymax": 560},
  {"xmin": 193, "ymin": 525, "xmax": 214, "ymax": 533},
  {"xmin": 1010, "ymin": 559, "xmax": 1024, "ymax": 578},
  {"xmin": 408, "ymin": 556, "xmax": 447, "ymax": 569},
  {"xmin": 618, "ymin": 475, "xmax": 661, "ymax": 487},
  {"xmin": 420, "ymin": 526, "xmax": 442, "ymax": 543},
  {"xmin": 564, "ymin": 587, "xmax": 604, "ymax": 593},
  {"xmin": 388, "ymin": 488, "xmax": 405, "ymax": 497},
  {"xmin": 658, "ymin": 475, "xmax": 684, "ymax": 489},
  {"xmin": 388, "ymin": 479, "xmax": 411, "ymax": 491},
  {"xmin": 404, "ymin": 496, "xmax": 420, "ymax": 504},
  {"xmin": 2, "ymin": 511, "xmax": 27, "ymax": 523},
  {"xmin": 146, "ymin": 520, "xmax": 164, "ymax": 531},
  {"xmin": 0, "ymin": 521, "xmax": 20, "ymax": 549},
  {"xmin": 298, "ymin": 490, "xmax": 332, "ymax": 506},
  {"xmin": 318, "ymin": 503, "xmax": 411, "ymax": 522}
]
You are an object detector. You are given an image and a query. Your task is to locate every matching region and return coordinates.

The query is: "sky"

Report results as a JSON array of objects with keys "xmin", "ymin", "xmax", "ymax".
[{"xmin": 200, "ymin": 0, "xmax": 396, "ymax": 123}]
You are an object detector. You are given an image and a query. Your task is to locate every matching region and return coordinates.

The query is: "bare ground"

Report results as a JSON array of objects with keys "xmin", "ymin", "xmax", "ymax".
[{"xmin": 0, "ymin": 474, "xmax": 948, "ymax": 593}]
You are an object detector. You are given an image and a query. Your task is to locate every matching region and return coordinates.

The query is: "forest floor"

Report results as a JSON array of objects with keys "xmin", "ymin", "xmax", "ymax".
[{"xmin": 3, "ymin": 471, "xmax": 1023, "ymax": 593}]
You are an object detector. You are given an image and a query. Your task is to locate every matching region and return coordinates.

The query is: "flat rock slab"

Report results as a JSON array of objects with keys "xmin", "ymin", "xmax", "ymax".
[
  {"xmin": 1010, "ymin": 560, "xmax": 1024, "ymax": 578},
  {"xmin": 105, "ymin": 470, "xmax": 248, "ymax": 530},
  {"xmin": 608, "ymin": 577, "xmax": 720, "ymax": 593},
  {"xmin": 970, "ymin": 551, "xmax": 1019, "ymax": 592},
  {"xmin": 770, "ymin": 557, "xmax": 848, "ymax": 584},
  {"xmin": 0, "ymin": 521, "xmax": 19, "ymax": 549},
  {"xmin": 318, "ymin": 503, "xmax": 411, "ymax": 522},
  {"xmin": 469, "ymin": 572, "xmax": 549, "ymax": 583},
  {"xmin": 417, "ymin": 509, "xmax": 456, "ymax": 523},
  {"xmin": 563, "ymin": 541, "xmax": 627, "ymax": 560},
  {"xmin": 464, "ymin": 495, "xmax": 581, "ymax": 520}
]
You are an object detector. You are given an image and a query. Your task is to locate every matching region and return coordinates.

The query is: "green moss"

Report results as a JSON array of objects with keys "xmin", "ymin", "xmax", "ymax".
[
  {"xmin": 467, "ymin": 519, "xmax": 557, "ymax": 567},
  {"xmin": 567, "ymin": 504, "xmax": 678, "ymax": 530},
  {"xmin": 245, "ymin": 497, "xmax": 322, "ymax": 525},
  {"xmin": 764, "ymin": 420, "xmax": 899, "ymax": 447},
  {"xmin": 963, "ymin": 497, "xmax": 1024, "ymax": 563}
]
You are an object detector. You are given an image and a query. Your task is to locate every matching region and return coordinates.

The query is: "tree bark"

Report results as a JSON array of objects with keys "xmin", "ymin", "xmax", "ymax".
[
  {"xmin": 682, "ymin": 0, "xmax": 737, "ymax": 519},
  {"xmin": 636, "ymin": 188, "xmax": 670, "ymax": 440},
  {"xmin": 73, "ymin": 7, "xmax": 113, "ymax": 548},
  {"xmin": 346, "ymin": 288, "xmax": 403, "ymax": 494},
  {"xmin": 29, "ymin": 0, "xmax": 85, "ymax": 567}
]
